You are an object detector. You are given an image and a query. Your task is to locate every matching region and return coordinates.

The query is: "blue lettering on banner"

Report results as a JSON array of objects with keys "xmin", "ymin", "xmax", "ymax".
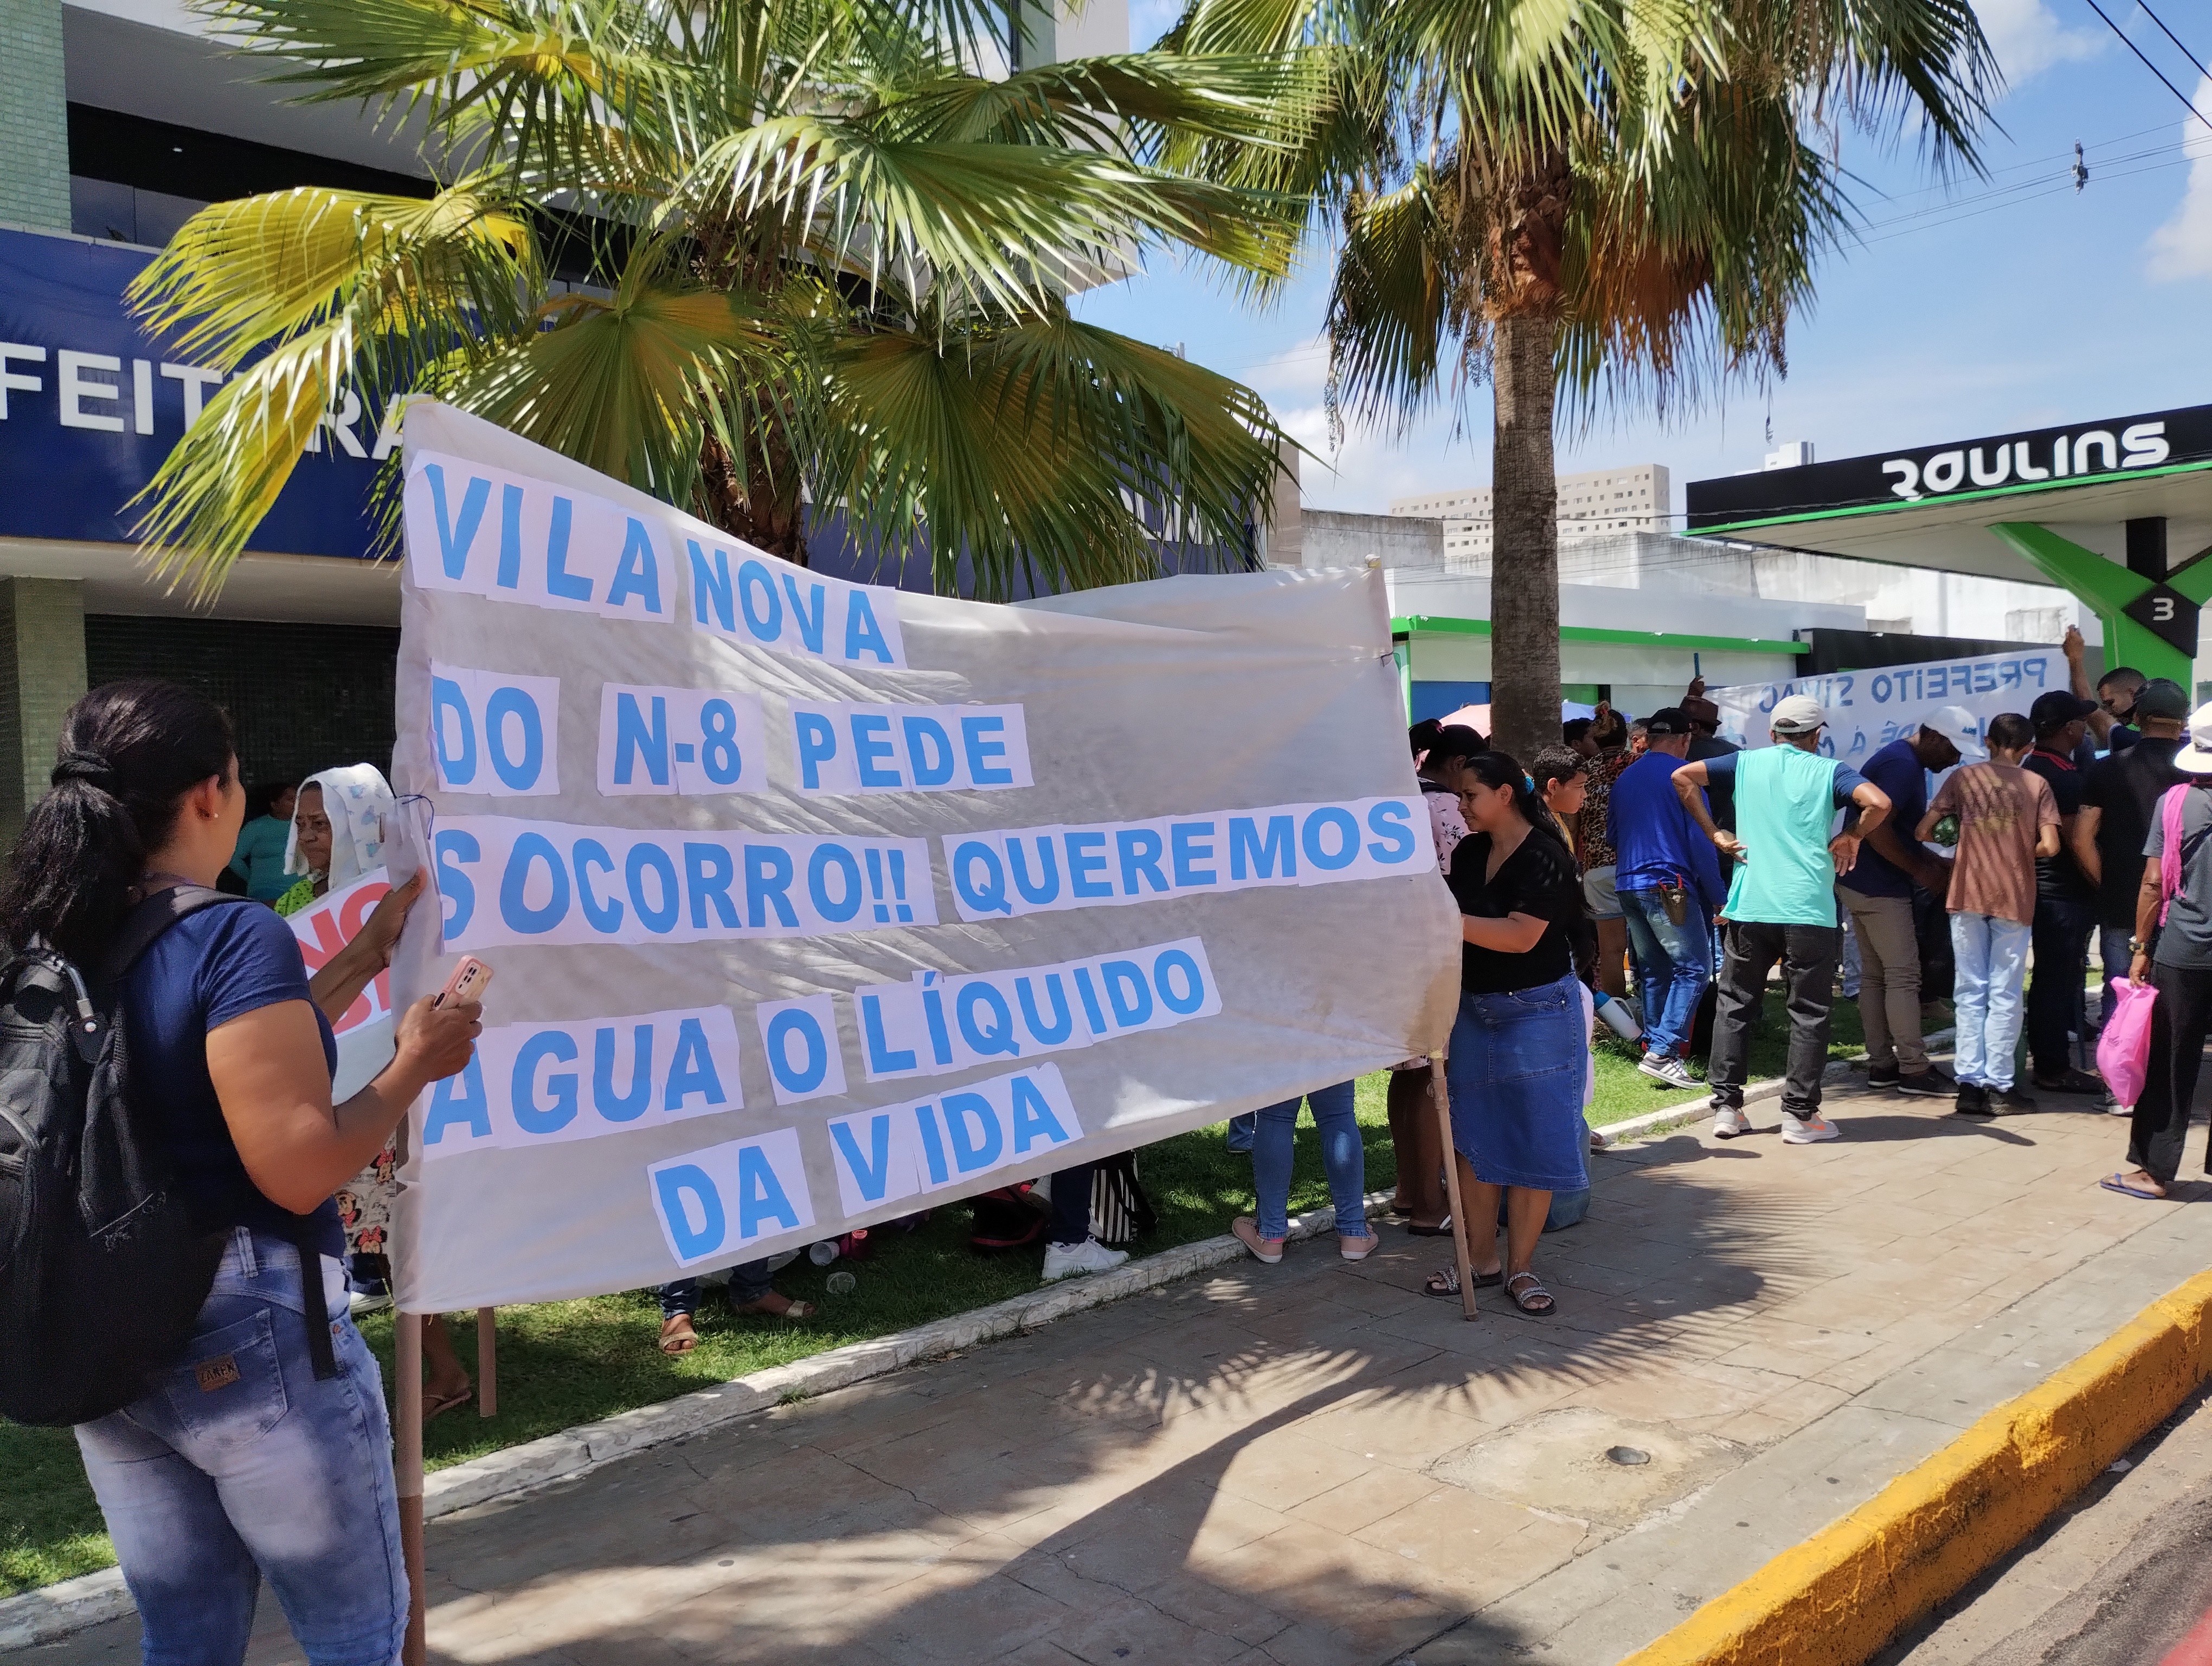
[
  {"xmin": 647, "ymin": 1129, "xmax": 814, "ymax": 1266},
  {"xmin": 787, "ymin": 701, "xmax": 1030, "ymax": 794},
  {"xmin": 427, "ymin": 662, "xmax": 561, "ymax": 798},
  {"xmin": 407, "ymin": 452, "xmax": 672, "ymax": 624},
  {"xmin": 851, "ymin": 937, "xmax": 1223, "ymax": 1083},
  {"xmin": 422, "ymin": 1005, "xmax": 748, "ymax": 1162},
  {"xmin": 755, "ymin": 995, "xmax": 847, "ymax": 1106},
  {"xmin": 824, "ymin": 1065, "xmax": 1083, "ymax": 1216},
  {"xmin": 940, "ymin": 799, "xmax": 1430, "ymax": 924},
  {"xmin": 1707, "ymin": 650, "xmax": 2065, "ymax": 757},
  {"xmin": 678, "ymin": 533, "xmax": 906, "ymax": 667},
  {"xmin": 597, "ymin": 684, "xmax": 768, "ymax": 797},
  {"xmin": 434, "ymin": 815, "xmax": 935, "ymax": 950}
]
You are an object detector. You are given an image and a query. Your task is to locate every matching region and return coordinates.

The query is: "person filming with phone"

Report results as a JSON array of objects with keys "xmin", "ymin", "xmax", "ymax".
[{"xmin": 0, "ymin": 681, "xmax": 480, "ymax": 1666}]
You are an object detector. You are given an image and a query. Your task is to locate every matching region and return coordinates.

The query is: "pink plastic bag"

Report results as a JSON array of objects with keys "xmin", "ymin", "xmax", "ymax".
[{"xmin": 2097, "ymin": 978, "xmax": 2158, "ymax": 1107}]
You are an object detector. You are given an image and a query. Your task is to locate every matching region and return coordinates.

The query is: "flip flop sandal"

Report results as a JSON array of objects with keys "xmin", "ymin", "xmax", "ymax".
[
  {"xmin": 734, "ymin": 1298, "xmax": 818, "ymax": 1322},
  {"xmin": 1423, "ymin": 1266, "xmax": 1504, "ymax": 1299},
  {"xmin": 1404, "ymin": 1217, "xmax": 1455, "ymax": 1236},
  {"xmin": 423, "ymin": 1386, "xmax": 474, "ymax": 1420},
  {"xmin": 2099, "ymin": 1173, "xmax": 2167, "ymax": 1201},
  {"xmin": 1504, "ymin": 1272, "xmax": 1555, "ymax": 1316},
  {"xmin": 659, "ymin": 1313, "xmax": 698, "ymax": 1355}
]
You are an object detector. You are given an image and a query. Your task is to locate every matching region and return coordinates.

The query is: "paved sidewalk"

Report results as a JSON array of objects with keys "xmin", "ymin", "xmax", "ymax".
[{"xmin": 34, "ymin": 1077, "xmax": 2209, "ymax": 1666}]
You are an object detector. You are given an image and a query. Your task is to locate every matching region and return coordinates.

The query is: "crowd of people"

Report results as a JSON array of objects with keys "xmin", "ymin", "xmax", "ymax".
[{"xmin": 16, "ymin": 656, "xmax": 2212, "ymax": 1666}]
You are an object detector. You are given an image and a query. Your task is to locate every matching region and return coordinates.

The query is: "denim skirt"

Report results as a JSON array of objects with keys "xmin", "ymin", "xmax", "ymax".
[{"xmin": 1444, "ymin": 972, "xmax": 1591, "ymax": 1192}]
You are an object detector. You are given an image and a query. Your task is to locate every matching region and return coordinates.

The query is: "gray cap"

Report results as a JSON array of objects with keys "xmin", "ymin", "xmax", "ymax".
[{"xmin": 1769, "ymin": 694, "xmax": 1827, "ymax": 735}]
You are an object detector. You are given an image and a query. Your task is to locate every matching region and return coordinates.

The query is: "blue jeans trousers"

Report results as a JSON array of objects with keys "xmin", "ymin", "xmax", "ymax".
[
  {"xmin": 1250, "ymin": 1080, "xmax": 1366, "ymax": 1241},
  {"xmin": 1619, "ymin": 888, "xmax": 1712, "ymax": 1058},
  {"xmin": 75, "ymin": 1227, "xmax": 405, "ymax": 1666},
  {"xmin": 1951, "ymin": 912, "xmax": 2032, "ymax": 1091},
  {"xmin": 660, "ymin": 1257, "xmax": 777, "ymax": 1317}
]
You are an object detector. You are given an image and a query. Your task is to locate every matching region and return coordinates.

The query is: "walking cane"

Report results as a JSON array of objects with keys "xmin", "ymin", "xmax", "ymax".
[
  {"xmin": 398, "ymin": 1311, "xmax": 428, "ymax": 1666},
  {"xmin": 1428, "ymin": 1053, "xmax": 1478, "ymax": 1321}
]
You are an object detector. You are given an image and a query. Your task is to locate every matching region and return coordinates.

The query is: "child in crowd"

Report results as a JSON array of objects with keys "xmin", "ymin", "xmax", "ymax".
[{"xmin": 1918, "ymin": 712, "xmax": 2060, "ymax": 1116}]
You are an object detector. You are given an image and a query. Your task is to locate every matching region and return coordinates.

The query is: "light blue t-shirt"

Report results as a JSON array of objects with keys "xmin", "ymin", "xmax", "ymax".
[
  {"xmin": 1707, "ymin": 748, "xmax": 1868, "ymax": 925},
  {"xmin": 228, "ymin": 814, "xmax": 295, "ymax": 903}
]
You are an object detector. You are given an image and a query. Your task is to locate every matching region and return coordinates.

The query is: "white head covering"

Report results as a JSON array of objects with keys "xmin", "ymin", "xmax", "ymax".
[{"xmin": 284, "ymin": 764, "xmax": 396, "ymax": 886}]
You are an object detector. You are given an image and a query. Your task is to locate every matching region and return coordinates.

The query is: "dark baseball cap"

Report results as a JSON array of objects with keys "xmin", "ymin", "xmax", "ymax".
[
  {"xmin": 2134, "ymin": 677, "xmax": 2191, "ymax": 721},
  {"xmin": 1644, "ymin": 707, "xmax": 1694, "ymax": 736},
  {"xmin": 2029, "ymin": 690, "xmax": 2097, "ymax": 732}
]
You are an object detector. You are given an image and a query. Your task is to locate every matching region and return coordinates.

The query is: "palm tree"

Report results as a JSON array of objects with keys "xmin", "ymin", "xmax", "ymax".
[
  {"xmin": 130, "ymin": 0, "xmax": 1319, "ymax": 601},
  {"xmin": 1166, "ymin": 0, "xmax": 1996, "ymax": 759}
]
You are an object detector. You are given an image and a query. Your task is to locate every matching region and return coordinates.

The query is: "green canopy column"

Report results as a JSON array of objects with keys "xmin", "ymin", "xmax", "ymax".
[{"xmin": 1990, "ymin": 521, "xmax": 2212, "ymax": 688}]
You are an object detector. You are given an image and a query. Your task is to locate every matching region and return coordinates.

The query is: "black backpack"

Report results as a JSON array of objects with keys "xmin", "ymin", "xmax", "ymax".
[{"xmin": 0, "ymin": 886, "xmax": 251, "ymax": 1426}]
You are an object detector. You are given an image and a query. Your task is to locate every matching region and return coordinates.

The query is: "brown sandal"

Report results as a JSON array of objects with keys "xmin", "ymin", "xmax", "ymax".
[
  {"xmin": 423, "ymin": 1385, "xmax": 473, "ymax": 1420},
  {"xmin": 659, "ymin": 1313, "xmax": 698, "ymax": 1355},
  {"xmin": 732, "ymin": 1296, "xmax": 817, "ymax": 1322}
]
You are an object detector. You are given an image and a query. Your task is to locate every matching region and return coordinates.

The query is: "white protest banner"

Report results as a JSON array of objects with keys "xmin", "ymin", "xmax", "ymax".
[
  {"xmin": 385, "ymin": 404, "xmax": 1459, "ymax": 1312},
  {"xmin": 286, "ymin": 867, "xmax": 396, "ymax": 1099},
  {"xmin": 1707, "ymin": 646, "xmax": 2069, "ymax": 762}
]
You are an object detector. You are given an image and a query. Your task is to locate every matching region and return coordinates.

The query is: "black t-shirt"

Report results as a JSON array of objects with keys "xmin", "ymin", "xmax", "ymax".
[
  {"xmin": 2023, "ymin": 748, "xmax": 2093, "ymax": 905},
  {"xmin": 2082, "ymin": 735, "xmax": 2185, "ymax": 926},
  {"xmin": 1688, "ymin": 736, "xmax": 1739, "ymax": 831},
  {"xmin": 1447, "ymin": 826, "xmax": 1580, "ymax": 994}
]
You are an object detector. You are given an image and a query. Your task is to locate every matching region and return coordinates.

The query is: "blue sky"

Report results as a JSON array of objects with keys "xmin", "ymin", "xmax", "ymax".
[{"xmin": 1069, "ymin": 1, "xmax": 2212, "ymax": 519}]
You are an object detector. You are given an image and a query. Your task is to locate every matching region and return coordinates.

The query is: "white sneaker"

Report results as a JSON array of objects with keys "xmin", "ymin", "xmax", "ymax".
[
  {"xmin": 349, "ymin": 1287, "xmax": 393, "ymax": 1317},
  {"xmin": 1638, "ymin": 1053, "xmax": 1696, "ymax": 1091},
  {"xmin": 1782, "ymin": 1113, "xmax": 1841, "ymax": 1144},
  {"xmin": 1041, "ymin": 1238, "xmax": 1129, "ymax": 1282},
  {"xmin": 1712, "ymin": 1106, "xmax": 1751, "ymax": 1139}
]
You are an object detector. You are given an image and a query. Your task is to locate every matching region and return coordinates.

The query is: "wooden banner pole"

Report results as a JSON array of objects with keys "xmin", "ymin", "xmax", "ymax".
[
  {"xmin": 1429, "ymin": 1054, "xmax": 1478, "ymax": 1321},
  {"xmin": 396, "ymin": 1310, "xmax": 428, "ymax": 1666},
  {"xmin": 477, "ymin": 1308, "xmax": 497, "ymax": 1418}
]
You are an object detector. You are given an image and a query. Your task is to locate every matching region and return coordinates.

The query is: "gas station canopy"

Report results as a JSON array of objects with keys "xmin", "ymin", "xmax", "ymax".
[{"xmin": 1686, "ymin": 402, "xmax": 2212, "ymax": 685}]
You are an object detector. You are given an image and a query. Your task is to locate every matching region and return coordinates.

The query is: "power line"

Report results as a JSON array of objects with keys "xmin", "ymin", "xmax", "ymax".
[
  {"xmin": 2080, "ymin": 0, "xmax": 2212, "ymax": 133},
  {"xmin": 2137, "ymin": 1, "xmax": 2211, "ymax": 83}
]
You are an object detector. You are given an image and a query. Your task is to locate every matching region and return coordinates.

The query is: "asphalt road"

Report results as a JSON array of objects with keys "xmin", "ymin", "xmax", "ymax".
[{"xmin": 1882, "ymin": 1386, "xmax": 2212, "ymax": 1666}]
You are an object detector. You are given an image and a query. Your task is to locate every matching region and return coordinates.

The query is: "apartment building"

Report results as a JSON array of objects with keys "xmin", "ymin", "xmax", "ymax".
[{"xmin": 1390, "ymin": 463, "xmax": 1670, "ymax": 559}]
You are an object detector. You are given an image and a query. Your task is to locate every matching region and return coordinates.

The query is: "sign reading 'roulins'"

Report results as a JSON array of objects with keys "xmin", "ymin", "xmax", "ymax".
[{"xmin": 1685, "ymin": 404, "xmax": 2212, "ymax": 531}]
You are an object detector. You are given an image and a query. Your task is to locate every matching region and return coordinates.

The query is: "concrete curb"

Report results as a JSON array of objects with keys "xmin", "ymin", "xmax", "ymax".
[
  {"xmin": 1618, "ymin": 1268, "xmax": 2212, "ymax": 1666},
  {"xmin": 0, "ymin": 1189, "xmax": 1386, "ymax": 1650}
]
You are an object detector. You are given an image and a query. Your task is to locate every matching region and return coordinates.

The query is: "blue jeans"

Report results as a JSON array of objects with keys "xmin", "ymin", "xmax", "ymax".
[
  {"xmin": 1952, "ymin": 912, "xmax": 2031, "ymax": 1091},
  {"xmin": 2099, "ymin": 924, "xmax": 2133, "ymax": 1028},
  {"xmin": 75, "ymin": 1227, "xmax": 404, "ymax": 1666},
  {"xmin": 660, "ymin": 1257, "xmax": 776, "ymax": 1316},
  {"xmin": 1619, "ymin": 888, "xmax": 1712, "ymax": 1058},
  {"xmin": 1250, "ymin": 1081, "xmax": 1366, "ymax": 1241}
]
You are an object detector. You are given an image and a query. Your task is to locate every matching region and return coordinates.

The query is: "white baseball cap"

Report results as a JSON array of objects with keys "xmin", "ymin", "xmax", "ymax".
[
  {"xmin": 1919, "ymin": 704, "xmax": 1986, "ymax": 763},
  {"xmin": 2176, "ymin": 702, "xmax": 2212, "ymax": 775},
  {"xmin": 1770, "ymin": 694, "xmax": 1827, "ymax": 735}
]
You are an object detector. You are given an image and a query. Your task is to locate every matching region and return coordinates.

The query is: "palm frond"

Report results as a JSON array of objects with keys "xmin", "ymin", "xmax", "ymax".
[{"xmin": 126, "ymin": 183, "xmax": 539, "ymax": 595}]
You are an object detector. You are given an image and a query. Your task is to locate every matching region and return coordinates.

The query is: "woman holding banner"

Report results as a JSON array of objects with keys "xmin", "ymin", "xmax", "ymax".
[
  {"xmin": 8, "ymin": 680, "xmax": 480, "ymax": 1666},
  {"xmin": 279, "ymin": 765, "xmax": 477, "ymax": 1417},
  {"xmin": 1424, "ymin": 752, "xmax": 1590, "ymax": 1316}
]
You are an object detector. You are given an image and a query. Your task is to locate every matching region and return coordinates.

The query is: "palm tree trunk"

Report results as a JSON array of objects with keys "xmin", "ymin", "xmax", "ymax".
[{"xmin": 1488, "ymin": 306, "xmax": 1560, "ymax": 764}]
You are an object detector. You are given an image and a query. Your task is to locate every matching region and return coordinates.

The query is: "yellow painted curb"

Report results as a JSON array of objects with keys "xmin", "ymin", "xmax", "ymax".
[{"xmin": 1619, "ymin": 1268, "xmax": 2212, "ymax": 1666}]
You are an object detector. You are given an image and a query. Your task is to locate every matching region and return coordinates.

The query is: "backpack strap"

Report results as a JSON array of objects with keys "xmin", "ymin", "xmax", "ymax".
[
  {"xmin": 98, "ymin": 885, "xmax": 253, "ymax": 985},
  {"xmin": 100, "ymin": 887, "xmax": 338, "ymax": 1381}
]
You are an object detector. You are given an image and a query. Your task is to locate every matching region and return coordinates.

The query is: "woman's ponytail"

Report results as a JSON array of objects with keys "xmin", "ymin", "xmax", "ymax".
[{"xmin": 0, "ymin": 680, "xmax": 235, "ymax": 966}]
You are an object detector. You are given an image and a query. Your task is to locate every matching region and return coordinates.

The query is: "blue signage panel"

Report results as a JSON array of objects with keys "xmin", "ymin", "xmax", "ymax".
[{"xmin": 0, "ymin": 226, "xmax": 380, "ymax": 558}]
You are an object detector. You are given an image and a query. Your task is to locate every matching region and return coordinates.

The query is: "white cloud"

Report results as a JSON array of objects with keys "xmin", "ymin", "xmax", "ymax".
[
  {"xmin": 2148, "ymin": 78, "xmax": 2212, "ymax": 282},
  {"xmin": 1974, "ymin": 0, "xmax": 2101, "ymax": 83}
]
